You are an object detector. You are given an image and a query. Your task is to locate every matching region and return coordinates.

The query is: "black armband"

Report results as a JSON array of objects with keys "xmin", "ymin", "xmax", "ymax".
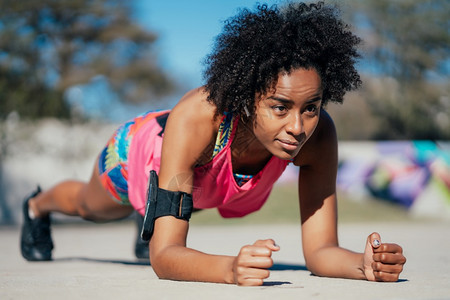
[{"xmin": 140, "ymin": 170, "xmax": 193, "ymax": 242}]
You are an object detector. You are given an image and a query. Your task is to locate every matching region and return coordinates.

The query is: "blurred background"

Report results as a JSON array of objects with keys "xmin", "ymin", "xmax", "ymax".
[{"xmin": 0, "ymin": 0, "xmax": 449, "ymax": 225}]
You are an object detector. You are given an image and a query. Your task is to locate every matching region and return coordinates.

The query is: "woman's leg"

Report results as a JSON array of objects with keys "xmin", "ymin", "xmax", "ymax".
[
  {"xmin": 21, "ymin": 160, "xmax": 134, "ymax": 261},
  {"xmin": 28, "ymin": 161, "xmax": 134, "ymax": 222}
]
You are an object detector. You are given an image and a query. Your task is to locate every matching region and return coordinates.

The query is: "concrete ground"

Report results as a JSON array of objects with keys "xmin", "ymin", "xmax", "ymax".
[{"xmin": 1, "ymin": 221, "xmax": 449, "ymax": 300}]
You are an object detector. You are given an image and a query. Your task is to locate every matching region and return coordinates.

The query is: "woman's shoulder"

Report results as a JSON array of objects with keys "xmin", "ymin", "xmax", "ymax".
[
  {"xmin": 162, "ymin": 88, "xmax": 222, "ymax": 165},
  {"xmin": 170, "ymin": 87, "xmax": 221, "ymax": 129},
  {"xmin": 293, "ymin": 109, "xmax": 337, "ymax": 167}
]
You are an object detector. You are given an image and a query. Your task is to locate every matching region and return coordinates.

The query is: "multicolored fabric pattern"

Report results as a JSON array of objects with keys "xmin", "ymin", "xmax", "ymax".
[
  {"xmin": 234, "ymin": 173, "xmax": 253, "ymax": 187},
  {"xmin": 98, "ymin": 120, "xmax": 133, "ymax": 205},
  {"xmin": 212, "ymin": 112, "xmax": 234, "ymax": 157},
  {"xmin": 212, "ymin": 112, "xmax": 253, "ymax": 186},
  {"xmin": 98, "ymin": 110, "xmax": 167, "ymax": 205}
]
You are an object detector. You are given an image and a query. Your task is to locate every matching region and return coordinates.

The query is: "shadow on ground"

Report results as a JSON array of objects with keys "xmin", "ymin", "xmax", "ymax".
[
  {"xmin": 270, "ymin": 262, "xmax": 307, "ymax": 271},
  {"xmin": 55, "ymin": 257, "xmax": 150, "ymax": 266},
  {"xmin": 53, "ymin": 259, "xmax": 307, "ymax": 270}
]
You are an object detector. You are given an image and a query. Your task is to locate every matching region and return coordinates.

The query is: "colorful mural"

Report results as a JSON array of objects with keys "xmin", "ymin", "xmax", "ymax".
[
  {"xmin": 278, "ymin": 141, "xmax": 450, "ymax": 217},
  {"xmin": 337, "ymin": 141, "xmax": 450, "ymax": 216}
]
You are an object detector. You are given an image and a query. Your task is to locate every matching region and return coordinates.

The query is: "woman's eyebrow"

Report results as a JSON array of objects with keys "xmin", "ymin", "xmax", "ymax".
[
  {"xmin": 267, "ymin": 96, "xmax": 293, "ymax": 104},
  {"xmin": 267, "ymin": 96, "xmax": 322, "ymax": 104},
  {"xmin": 306, "ymin": 96, "xmax": 322, "ymax": 103}
]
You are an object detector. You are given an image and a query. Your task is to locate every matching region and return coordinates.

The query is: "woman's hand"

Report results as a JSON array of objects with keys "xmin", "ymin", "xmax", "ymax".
[
  {"xmin": 363, "ymin": 232, "xmax": 406, "ymax": 282},
  {"xmin": 232, "ymin": 239, "xmax": 280, "ymax": 286}
]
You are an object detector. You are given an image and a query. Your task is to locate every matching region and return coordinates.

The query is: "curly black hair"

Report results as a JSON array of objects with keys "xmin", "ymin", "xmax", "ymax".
[{"xmin": 203, "ymin": 1, "xmax": 362, "ymax": 116}]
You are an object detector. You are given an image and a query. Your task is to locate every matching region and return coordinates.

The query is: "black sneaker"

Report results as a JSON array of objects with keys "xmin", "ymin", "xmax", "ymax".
[
  {"xmin": 20, "ymin": 186, "xmax": 54, "ymax": 261},
  {"xmin": 134, "ymin": 212, "xmax": 149, "ymax": 259}
]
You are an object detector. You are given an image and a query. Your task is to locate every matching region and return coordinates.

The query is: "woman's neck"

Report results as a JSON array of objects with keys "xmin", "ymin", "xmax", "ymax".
[{"xmin": 230, "ymin": 118, "xmax": 272, "ymax": 175}]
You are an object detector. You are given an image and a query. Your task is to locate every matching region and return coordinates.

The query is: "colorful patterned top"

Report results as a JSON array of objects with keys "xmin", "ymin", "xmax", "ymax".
[{"xmin": 211, "ymin": 112, "xmax": 253, "ymax": 187}]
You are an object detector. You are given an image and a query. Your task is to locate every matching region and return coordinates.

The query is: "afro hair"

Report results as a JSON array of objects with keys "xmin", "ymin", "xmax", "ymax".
[{"xmin": 203, "ymin": 1, "xmax": 362, "ymax": 116}]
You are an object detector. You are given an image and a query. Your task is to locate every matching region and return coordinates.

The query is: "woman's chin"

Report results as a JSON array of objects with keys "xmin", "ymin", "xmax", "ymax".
[{"xmin": 272, "ymin": 149, "xmax": 300, "ymax": 161}]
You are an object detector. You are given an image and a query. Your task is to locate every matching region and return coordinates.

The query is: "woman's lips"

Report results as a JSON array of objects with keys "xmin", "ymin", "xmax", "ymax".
[{"xmin": 276, "ymin": 139, "xmax": 300, "ymax": 151}]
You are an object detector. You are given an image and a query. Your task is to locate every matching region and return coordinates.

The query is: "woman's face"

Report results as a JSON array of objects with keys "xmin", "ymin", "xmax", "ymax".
[{"xmin": 253, "ymin": 68, "xmax": 323, "ymax": 160}]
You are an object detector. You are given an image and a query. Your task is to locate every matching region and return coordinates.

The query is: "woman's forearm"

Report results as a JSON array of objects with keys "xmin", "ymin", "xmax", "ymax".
[
  {"xmin": 305, "ymin": 246, "xmax": 366, "ymax": 280},
  {"xmin": 150, "ymin": 244, "xmax": 236, "ymax": 284}
]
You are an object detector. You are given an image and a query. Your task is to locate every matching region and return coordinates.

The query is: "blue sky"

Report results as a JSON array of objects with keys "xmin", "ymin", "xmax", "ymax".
[
  {"xmin": 69, "ymin": 1, "xmax": 287, "ymax": 121},
  {"xmin": 133, "ymin": 0, "xmax": 285, "ymax": 88},
  {"xmin": 69, "ymin": 1, "xmax": 449, "ymax": 121}
]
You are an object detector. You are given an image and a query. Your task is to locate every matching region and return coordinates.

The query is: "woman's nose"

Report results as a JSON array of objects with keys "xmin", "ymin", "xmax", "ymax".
[{"xmin": 285, "ymin": 114, "xmax": 303, "ymax": 136}]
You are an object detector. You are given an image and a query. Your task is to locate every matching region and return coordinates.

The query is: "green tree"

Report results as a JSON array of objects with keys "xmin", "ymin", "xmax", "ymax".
[
  {"xmin": 0, "ymin": 0, "xmax": 175, "ymax": 120},
  {"xmin": 344, "ymin": 0, "xmax": 450, "ymax": 140}
]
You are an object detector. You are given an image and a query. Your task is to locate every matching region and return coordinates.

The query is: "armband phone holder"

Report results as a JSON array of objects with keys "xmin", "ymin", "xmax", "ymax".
[{"xmin": 140, "ymin": 170, "xmax": 193, "ymax": 242}]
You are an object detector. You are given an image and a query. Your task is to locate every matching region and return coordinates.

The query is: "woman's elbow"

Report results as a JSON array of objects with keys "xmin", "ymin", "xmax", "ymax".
[
  {"xmin": 303, "ymin": 253, "xmax": 330, "ymax": 278},
  {"xmin": 149, "ymin": 248, "xmax": 169, "ymax": 279}
]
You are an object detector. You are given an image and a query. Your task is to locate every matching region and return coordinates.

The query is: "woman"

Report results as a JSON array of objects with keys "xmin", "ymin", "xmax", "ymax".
[{"xmin": 21, "ymin": 2, "xmax": 406, "ymax": 285}]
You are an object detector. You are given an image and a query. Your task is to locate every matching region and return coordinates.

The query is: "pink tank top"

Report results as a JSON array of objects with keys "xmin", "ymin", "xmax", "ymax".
[{"xmin": 128, "ymin": 111, "xmax": 289, "ymax": 217}]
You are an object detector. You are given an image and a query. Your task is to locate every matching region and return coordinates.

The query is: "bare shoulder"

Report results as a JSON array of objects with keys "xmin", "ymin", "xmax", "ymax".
[
  {"xmin": 169, "ymin": 87, "xmax": 220, "ymax": 129},
  {"xmin": 294, "ymin": 109, "xmax": 337, "ymax": 167},
  {"xmin": 160, "ymin": 87, "xmax": 221, "ymax": 174}
]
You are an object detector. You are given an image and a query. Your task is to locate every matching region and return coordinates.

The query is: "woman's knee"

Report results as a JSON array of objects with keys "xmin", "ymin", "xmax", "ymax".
[
  {"xmin": 76, "ymin": 197, "xmax": 133, "ymax": 221},
  {"xmin": 76, "ymin": 202, "xmax": 101, "ymax": 221},
  {"xmin": 74, "ymin": 188, "xmax": 112, "ymax": 221}
]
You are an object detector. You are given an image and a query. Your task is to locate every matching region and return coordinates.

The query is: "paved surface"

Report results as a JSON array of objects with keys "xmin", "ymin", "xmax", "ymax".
[{"xmin": 1, "ymin": 221, "xmax": 449, "ymax": 300}]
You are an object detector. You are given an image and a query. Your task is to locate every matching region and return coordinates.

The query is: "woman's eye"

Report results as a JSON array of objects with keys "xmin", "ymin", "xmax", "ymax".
[
  {"xmin": 305, "ymin": 105, "xmax": 318, "ymax": 114},
  {"xmin": 272, "ymin": 105, "xmax": 287, "ymax": 113}
]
